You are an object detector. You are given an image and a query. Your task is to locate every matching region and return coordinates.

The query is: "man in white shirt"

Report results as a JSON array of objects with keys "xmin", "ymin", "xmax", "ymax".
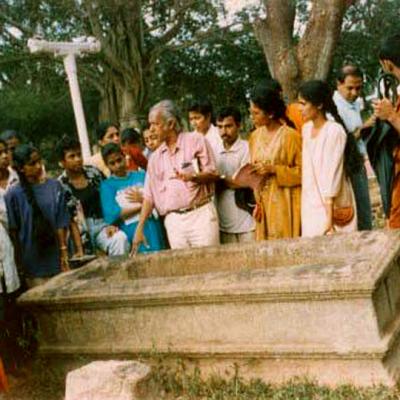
[
  {"xmin": 188, "ymin": 98, "xmax": 223, "ymax": 157},
  {"xmin": 215, "ymin": 107, "xmax": 255, "ymax": 244},
  {"xmin": 333, "ymin": 65, "xmax": 373, "ymax": 230}
]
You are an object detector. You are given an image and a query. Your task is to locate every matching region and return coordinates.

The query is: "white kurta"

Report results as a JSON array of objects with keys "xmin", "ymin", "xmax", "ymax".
[{"xmin": 301, "ymin": 120, "xmax": 357, "ymax": 237}]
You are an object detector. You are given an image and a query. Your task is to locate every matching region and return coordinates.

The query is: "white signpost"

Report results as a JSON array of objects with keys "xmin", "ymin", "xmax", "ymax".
[{"xmin": 27, "ymin": 37, "xmax": 101, "ymax": 162}]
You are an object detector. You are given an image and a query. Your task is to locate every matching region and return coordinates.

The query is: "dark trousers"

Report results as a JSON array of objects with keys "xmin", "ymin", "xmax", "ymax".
[{"xmin": 350, "ymin": 165, "xmax": 373, "ymax": 230}]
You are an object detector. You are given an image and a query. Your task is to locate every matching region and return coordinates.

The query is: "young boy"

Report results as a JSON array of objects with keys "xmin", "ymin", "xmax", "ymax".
[
  {"xmin": 120, "ymin": 128, "xmax": 148, "ymax": 171},
  {"xmin": 100, "ymin": 143, "xmax": 165, "ymax": 254},
  {"xmin": 143, "ymin": 128, "xmax": 161, "ymax": 158},
  {"xmin": 188, "ymin": 97, "xmax": 223, "ymax": 158},
  {"xmin": 57, "ymin": 136, "xmax": 129, "ymax": 256}
]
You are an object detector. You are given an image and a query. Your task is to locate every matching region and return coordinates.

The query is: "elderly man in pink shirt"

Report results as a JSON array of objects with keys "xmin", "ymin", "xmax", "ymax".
[{"xmin": 132, "ymin": 100, "xmax": 220, "ymax": 252}]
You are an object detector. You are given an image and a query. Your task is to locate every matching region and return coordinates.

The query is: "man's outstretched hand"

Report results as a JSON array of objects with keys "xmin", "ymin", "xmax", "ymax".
[{"xmin": 130, "ymin": 227, "xmax": 149, "ymax": 257}]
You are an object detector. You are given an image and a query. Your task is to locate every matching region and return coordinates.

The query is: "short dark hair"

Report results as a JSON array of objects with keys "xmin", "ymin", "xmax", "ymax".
[
  {"xmin": 187, "ymin": 98, "xmax": 213, "ymax": 118},
  {"xmin": 336, "ymin": 65, "xmax": 363, "ymax": 83},
  {"xmin": 0, "ymin": 138, "xmax": 7, "ymax": 148},
  {"xmin": 55, "ymin": 136, "xmax": 81, "ymax": 161},
  {"xmin": 0, "ymin": 129, "xmax": 21, "ymax": 142},
  {"xmin": 95, "ymin": 121, "xmax": 119, "ymax": 142},
  {"xmin": 101, "ymin": 143, "xmax": 122, "ymax": 164},
  {"xmin": 216, "ymin": 107, "xmax": 242, "ymax": 125},
  {"xmin": 121, "ymin": 128, "xmax": 142, "ymax": 145},
  {"xmin": 379, "ymin": 34, "xmax": 400, "ymax": 67}
]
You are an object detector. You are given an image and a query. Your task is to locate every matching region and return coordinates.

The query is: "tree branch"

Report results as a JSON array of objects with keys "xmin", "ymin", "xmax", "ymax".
[{"xmin": 154, "ymin": 0, "xmax": 199, "ymax": 47}]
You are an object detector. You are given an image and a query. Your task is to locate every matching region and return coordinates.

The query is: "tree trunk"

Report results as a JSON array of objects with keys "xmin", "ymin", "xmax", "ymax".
[
  {"xmin": 98, "ymin": 73, "xmax": 119, "ymax": 122},
  {"xmin": 84, "ymin": 0, "xmax": 149, "ymax": 126},
  {"xmin": 118, "ymin": 86, "xmax": 143, "ymax": 129},
  {"xmin": 254, "ymin": 0, "xmax": 349, "ymax": 101}
]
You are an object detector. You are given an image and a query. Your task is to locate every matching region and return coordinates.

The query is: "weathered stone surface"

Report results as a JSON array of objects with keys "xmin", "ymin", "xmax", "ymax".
[
  {"xmin": 65, "ymin": 360, "xmax": 151, "ymax": 400},
  {"xmin": 18, "ymin": 230, "xmax": 400, "ymax": 386}
]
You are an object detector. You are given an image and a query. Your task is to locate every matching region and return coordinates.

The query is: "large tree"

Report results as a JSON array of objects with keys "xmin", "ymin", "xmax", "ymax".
[
  {"xmin": 0, "ymin": 0, "xmax": 225, "ymax": 125},
  {"xmin": 253, "ymin": 0, "xmax": 355, "ymax": 100}
]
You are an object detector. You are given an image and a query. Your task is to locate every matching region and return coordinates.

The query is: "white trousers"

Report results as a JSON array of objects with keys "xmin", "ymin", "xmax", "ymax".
[
  {"xmin": 86, "ymin": 218, "xmax": 130, "ymax": 256},
  {"xmin": 164, "ymin": 202, "xmax": 220, "ymax": 249}
]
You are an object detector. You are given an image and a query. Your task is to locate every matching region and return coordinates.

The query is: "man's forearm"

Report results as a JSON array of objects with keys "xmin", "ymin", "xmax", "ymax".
[
  {"xmin": 56, "ymin": 228, "xmax": 68, "ymax": 249},
  {"xmin": 191, "ymin": 171, "xmax": 220, "ymax": 184},
  {"xmin": 70, "ymin": 221, "xmax": 84, "ymax": 255},
  {"xmin": 221, "ymin": 177, "xmax": 241, "ymax": 189},
  {"xmin": 137, "ymin": 199, "xmax": 154, "ymax": 229}
]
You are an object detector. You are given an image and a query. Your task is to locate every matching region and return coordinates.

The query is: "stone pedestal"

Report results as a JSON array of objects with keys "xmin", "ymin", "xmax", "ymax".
[{"xmin": 18, "ymin": 230, "xmax": 400, "ymax": 386}]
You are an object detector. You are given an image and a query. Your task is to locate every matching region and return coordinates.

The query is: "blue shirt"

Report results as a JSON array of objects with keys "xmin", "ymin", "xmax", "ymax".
[
  {"xmin": 333, "ymin": 90, "xmax": 367, "ymax": 155},
  {"xmin": 100, "ymin": 171, "xmax": 165, "ymax": 253},
  {"xmin": 5, "ymin": 179, "xmax": 70, "ymax": 278}
]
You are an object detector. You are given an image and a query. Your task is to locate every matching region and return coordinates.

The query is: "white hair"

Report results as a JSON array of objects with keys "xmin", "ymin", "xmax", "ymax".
[{"xmin": 149, "ymin": 100, "xmax": 182, "ymax": 131}]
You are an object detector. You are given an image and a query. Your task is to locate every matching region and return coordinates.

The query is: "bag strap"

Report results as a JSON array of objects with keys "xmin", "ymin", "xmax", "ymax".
[
  {"xmin": 308, "ymin": 139, "xmax": 350, "ymax": 215},
  {"xmin": 307, "ymin": 141, "xmax": 327, "ymax": 209}
]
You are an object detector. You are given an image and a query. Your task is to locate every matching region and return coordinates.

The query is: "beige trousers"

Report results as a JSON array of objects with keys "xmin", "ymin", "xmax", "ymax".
[
  {"xmin": 164, "ymin": 202, "xmax": 220, "ymax": 249},
  {"xmin": 220, "ymin": 231, "xmax": 255, "ymax": 244}
]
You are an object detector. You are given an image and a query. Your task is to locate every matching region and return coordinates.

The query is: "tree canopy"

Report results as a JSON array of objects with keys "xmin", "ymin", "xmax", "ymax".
[{"xmin": 0, "ymin": 0, "xmax": 398, "ymax": 158}]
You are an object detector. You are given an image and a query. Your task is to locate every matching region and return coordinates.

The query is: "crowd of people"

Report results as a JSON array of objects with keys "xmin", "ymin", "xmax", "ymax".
[{"xmin": 2, "ymin": 32, "xmax": 400, "ymax": 389}]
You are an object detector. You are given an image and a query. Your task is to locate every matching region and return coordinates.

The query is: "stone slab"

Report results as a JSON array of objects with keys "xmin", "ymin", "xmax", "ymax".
[{"xmin": 65, "ymin": 360, "xmax": 151, "ymax": 400}]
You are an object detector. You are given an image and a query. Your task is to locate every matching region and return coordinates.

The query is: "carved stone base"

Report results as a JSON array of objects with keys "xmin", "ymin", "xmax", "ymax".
[{"xmin": 19, "ymin": 230, "xmax": 400, "ymax": 386}]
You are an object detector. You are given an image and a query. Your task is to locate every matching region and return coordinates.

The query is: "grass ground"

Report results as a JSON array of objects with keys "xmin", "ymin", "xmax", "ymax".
[{"xmin": 3, "ymin": 358, "xmax": 400, "ymax": 400}]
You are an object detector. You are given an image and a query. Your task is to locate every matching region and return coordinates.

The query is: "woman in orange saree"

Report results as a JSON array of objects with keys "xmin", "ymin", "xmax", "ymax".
[{"xmin": 248, "ymin": 81, "xmax": 302, "ymax": 240}]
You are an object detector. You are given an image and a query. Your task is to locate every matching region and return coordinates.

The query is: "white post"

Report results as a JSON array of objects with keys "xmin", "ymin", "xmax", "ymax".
[
  {"xmin": 27, "ymin": 37, "xmax": 101, "ymax": 162},
  {"xmin": 63, "ymin": 53, "xmax": 91, "ymax": 161}
]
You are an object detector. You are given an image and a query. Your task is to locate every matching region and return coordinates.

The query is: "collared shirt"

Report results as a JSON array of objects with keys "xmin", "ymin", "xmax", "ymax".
[
  {"xmin": 58, "ymin": 165, "xmax": 105, "ymax": 219},
  {"xmin": 215, "ymin": 138, "xmax": 255, "ymax": 233},
  {"xmin": 205, "ymin": 124, "xmax": 224, "ymax": 157},
  {"xmin": 333, "ymin": 90, "xmax": 367, "ymax": 155},
  {"xmin": 193, "ymin": 124, "xmax": 223, "ymax": 160},
  {"xmin": 144, "ymin": 131, "xmax": 217, "ymax": 216},
  {"xmin": 6, "ymin": 179, "xmax": 70, "ymax": 278}
]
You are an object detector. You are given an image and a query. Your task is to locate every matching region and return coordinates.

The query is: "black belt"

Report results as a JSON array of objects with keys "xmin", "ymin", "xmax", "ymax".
[{"xmin": 169, "ymin": 199, "xmax": 211, "ymax": 215}]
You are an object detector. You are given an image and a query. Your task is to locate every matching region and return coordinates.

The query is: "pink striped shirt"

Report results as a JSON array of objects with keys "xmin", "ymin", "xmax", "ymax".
[{"xmin": 144, "ymin": 131, "xmax": 217, "ymax": 215}]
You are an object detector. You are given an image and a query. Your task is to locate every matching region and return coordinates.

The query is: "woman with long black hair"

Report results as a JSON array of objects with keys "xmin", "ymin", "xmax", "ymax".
[
  {"xmin": 248, "ymin": 80, "xmax": 302, "ymax": 240},
  {"xmin": 298, "ymin": 80, "xmax": 360, "ymax": 237},
  {"xmin": 5, "ymin": 144, "xmax": 70, "ymax": 288}
]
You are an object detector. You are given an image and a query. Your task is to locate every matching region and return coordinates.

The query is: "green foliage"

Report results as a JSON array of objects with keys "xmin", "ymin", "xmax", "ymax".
[
  {"xmin": 151, "ymin": 16, "xmax": 269, "ymax": 120},
  {"xmin": 331, "ymin": 0, "xmax": 400, "ymax": 94},
  {"xmin": 0, "ymin": 79, "xmax": 98, "ymax": 167},
  {"xmin": 1, "ymin": 0, "xmax": 400, "ymax": 152}
]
